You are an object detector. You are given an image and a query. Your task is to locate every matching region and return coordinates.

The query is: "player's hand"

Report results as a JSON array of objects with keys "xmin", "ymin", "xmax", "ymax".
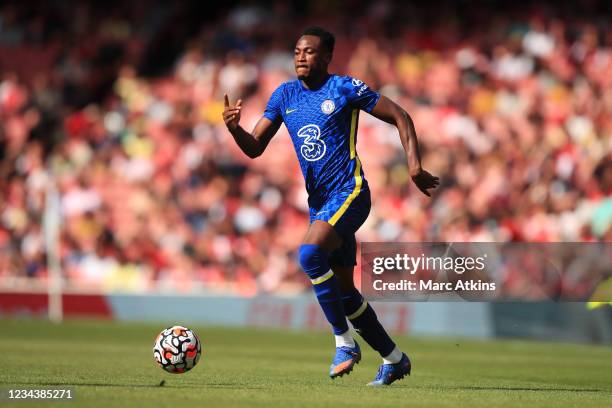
[
  {"xmin": 223, "ymin": 94, "xmax": 242, "ymax": 131},
  {"xmin": 410, "ymin": 168, "xmax": 439, "ymax": 197}
]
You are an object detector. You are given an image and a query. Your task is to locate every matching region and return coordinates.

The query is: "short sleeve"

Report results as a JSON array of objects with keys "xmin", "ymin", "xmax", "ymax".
[
  {"xmin": 343, "ymin": 77, "xmax": 380, "ymax": 113},
  {"xmin": 263, "ymin": 84, "xmax": 284, "ymax": 124}
]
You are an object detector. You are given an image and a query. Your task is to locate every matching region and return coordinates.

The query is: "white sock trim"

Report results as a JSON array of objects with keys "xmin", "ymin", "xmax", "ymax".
[
  {"xmin": 382, "ymin": 346, "xmax": 402, "ymax": 364},
  {"xmin": 335, "ymin": 330, "xmax": 355, "ymax": 348}
]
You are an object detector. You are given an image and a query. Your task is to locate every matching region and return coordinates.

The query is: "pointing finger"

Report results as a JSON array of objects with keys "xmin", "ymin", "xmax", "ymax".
[{"xmin": 224, "ymin": 94, "xmax": 229, "ymax": 108}]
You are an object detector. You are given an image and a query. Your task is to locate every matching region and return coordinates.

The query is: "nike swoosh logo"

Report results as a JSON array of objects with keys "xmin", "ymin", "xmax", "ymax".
[{"xmin": 285, "ymin": 108, "xmax": 298, "ymax": 114}]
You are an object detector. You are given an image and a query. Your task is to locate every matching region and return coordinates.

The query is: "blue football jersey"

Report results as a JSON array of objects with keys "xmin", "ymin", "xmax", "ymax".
[{"xmin": 263, "ymin": 74, "xmax": 380, "ymax": 206}]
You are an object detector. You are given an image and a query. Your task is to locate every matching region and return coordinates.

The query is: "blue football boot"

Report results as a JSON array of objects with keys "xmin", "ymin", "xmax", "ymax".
[
  {"xmin": 367, "ymin": 353, "xmax": 412, "ymax": 386},
  {"xmin": 329, "ymin": 341, "xmax": 361, "ymax": 378}
]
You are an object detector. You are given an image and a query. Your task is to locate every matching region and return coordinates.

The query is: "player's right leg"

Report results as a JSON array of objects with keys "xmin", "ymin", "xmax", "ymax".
[
  {"xmin": 333, "ymin": 263, "xmax": 412, "ymax": 386},
  {"xmin": 298, "ymin": 220, "xmax": 361, "ymax": 379}
]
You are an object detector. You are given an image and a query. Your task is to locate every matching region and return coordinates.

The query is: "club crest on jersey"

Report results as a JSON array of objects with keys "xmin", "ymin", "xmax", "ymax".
[
  {"xmin": 321, "ymin": 99, "xmax": 335, "ymax": 115},
  {"xmin": 298, "ymin": 124, "xmax": 326, "ymax": 161}
]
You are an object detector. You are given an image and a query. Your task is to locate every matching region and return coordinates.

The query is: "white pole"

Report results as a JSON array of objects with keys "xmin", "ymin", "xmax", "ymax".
[{"xmin": 44, "ymin": 176, "xmax": 62, "ymax": 323}]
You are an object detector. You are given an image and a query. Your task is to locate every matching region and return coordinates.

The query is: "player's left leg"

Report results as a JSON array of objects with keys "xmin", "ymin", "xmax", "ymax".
[
  {"xmin": 298, "ymin": 220, "xmax": 361, "ymax": 378},
  {"xmin": 326, "ymin": 181, "xmax": 411, "ymax": 385}
]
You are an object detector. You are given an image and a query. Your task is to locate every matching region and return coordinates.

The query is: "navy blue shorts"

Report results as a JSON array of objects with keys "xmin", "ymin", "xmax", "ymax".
[{"xmin": 309, "ymin": 186, "xmax": 371, "ymax": 266}]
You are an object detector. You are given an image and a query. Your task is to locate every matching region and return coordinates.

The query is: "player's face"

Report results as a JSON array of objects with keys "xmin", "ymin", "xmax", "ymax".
[{"xmin": 294, "ymin": 35, "xmax": 331, "ymax": 80}]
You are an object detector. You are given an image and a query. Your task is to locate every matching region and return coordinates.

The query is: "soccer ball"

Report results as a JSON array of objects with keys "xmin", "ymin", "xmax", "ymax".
[{"xmin": 153, "ymin": 325, "xmax": 202, "ymax": 374}]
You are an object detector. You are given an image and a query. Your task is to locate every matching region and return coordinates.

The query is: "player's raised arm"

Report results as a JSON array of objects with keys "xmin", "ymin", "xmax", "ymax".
[
  {"xmin": 223, "ymin": 94, "xmax": 281, "ymax": 159},
  {"xmin": 369, "ymin": 95, "xmax": 439, "ymax": 197}
]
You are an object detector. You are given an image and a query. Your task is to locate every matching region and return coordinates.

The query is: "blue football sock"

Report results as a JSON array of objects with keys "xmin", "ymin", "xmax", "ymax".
[
  {"xmin": 298, "ymin": 244, "xmax": 349, "ymax": 335},
  {"xmin": 342, "ymin": 287, "xmax": 396, "ymax": 357}
]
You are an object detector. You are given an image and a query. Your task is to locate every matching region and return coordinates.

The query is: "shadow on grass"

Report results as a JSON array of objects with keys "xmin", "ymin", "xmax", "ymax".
[
  {"xmin": 0, "ymin": 381, "xmax": 265, "ymax": 390},
  {"xmin": 457, "ymin": 386, "xmax": 605, "ymax": 393},
  {"xmin": 392, "ymin": 385, "xmax": 609, "ymax": 393},
  {"xmin": 325, "ymin": 382, "xmax": 609, "ymax": 393}
]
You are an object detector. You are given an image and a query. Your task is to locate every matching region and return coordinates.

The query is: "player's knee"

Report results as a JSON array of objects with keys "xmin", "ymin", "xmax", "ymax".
[
  {"xmin": 331, "ymin": 266, "xmax": 354, "ymax": 287},
  {"xmin": 298, "ymin": 244, "xmax": 329, "ymax": 279},
  {"xmin": 337, "ymin": 275, "xmax": 356, "ymax": 293}
]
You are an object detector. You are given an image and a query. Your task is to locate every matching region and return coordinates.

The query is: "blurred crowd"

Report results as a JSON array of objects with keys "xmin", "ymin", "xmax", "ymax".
[{"xmin": 1, "ymin": 0, "xmax": 611, "ymax": 295}]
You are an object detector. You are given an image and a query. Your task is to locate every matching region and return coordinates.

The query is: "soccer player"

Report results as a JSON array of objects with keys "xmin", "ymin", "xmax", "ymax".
[{"xmin": 222, "ymin": 27, "xmax": 439, "ymax": 386}]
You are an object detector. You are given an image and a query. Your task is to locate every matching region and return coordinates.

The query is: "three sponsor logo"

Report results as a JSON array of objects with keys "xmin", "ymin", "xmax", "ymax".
[{"xmin": 297, "ymin": 124, "xmax": 326, "ymax": 161}]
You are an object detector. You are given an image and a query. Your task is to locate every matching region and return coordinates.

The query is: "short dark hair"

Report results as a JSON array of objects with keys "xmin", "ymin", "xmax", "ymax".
[{"xmin": 302, "ymin": 26, "xmax": 335, "ymax": 54}]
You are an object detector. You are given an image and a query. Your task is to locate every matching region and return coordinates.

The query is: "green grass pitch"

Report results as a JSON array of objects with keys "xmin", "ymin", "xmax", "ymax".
[{"xmin": 1, "ymin": 319, "xmax": 611, "ymax": 407}]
